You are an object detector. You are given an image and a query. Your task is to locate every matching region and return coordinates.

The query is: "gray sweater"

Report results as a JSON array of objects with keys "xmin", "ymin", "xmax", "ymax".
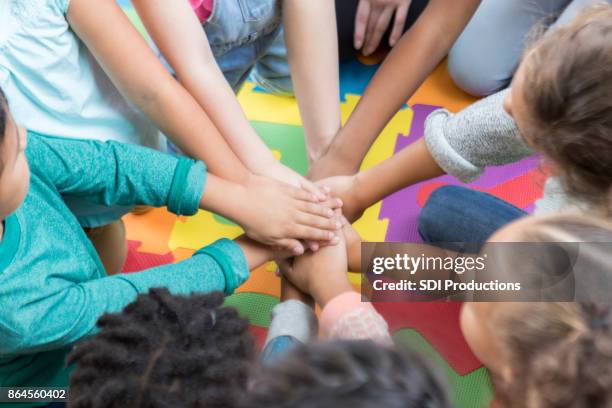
[{"xmin": 424, "ymin": 89, "xmax": 581, "ymax": 214}]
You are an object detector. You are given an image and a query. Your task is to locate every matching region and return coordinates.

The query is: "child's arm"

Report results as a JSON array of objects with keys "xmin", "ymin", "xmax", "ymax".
[
  {"xmin": 130, "ymin": 0, "xmax": 322, "ymax": 197},
  {"xmin": 284, "ymin": 228, "xmax": 391, "ymax": 344},
  {"xmin": 318, "ymin": 139, "xmax": 444, "ymax": 222},
  {"xmin": 66, "ymin": 0, "xmax": 247, "ymax": 183},
  {"xmin": 308, "ymin": 0, "xmax": 481, "ymax": 179},
  {"xmin": 2, "ymin": 237, "xmax": 280, "ymax": 354},
  {"xmin": 27, "ymin": 135, "xmax": 341, "ymax": 253},
  {"xmin": 283, "ymin": 0, "xmax": 342, "ymax": 162}
]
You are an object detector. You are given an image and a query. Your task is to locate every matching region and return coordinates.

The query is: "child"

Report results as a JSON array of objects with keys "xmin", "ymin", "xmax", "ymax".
[
  {"xmin": 0, "ymin": 0, "xmax": 329, "ymax": 272},
  {"xmin": 318, "ymin": 4, "xmax": 612, "ymax": 248},
  {"xmin": 131, "ymin": 0, "xmax": 342, "ymax": 165},
  {"xmin": 66, "ymin": 291, "xmax": 451, "ymax": 408},
  {"xmin": 0, "ymin": 87, "xmax": 341, "ymax": 399},
  {"xmin": 68, "ymin": 289, "xmax": 253, "ymax": 408},
  {"xmin": 461, "ymin": 214, "xmax": 612, "ymax": 407}
]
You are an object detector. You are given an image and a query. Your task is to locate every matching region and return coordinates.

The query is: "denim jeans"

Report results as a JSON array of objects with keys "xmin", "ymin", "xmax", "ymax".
[
  {"xmin": 260, "ymin": 335, "xmax": 302, "ymax": 365},
  {"xmin": 418, "ymin": 185, "xmax": 526, "ymax": 252},
  {"xmin": 203, "ymin": 0, "xmax": 282, "ymax": 92}
]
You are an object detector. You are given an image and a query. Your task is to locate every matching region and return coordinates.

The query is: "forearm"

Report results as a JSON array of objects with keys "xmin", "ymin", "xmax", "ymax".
[
  {"xmin": 133, "ymin": 0, "xmax": 276, "ymax": 173},
  {"xmin": 67, "ymin": 0, "xmax": 249, "ymax": 183},
  {"xmin": 353, "ymin": 138, "xmax": 444, "ymax": 210},
  {"xmin": 283, "ymin": 0, "xmax": 341, "ymax": 162},
  {"xmin": 329, "ymin": 0, "xmax": 481, "ymax": 169}
]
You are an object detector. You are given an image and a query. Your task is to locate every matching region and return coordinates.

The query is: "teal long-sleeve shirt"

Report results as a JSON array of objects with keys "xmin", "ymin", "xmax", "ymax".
[{"xmin": 0, "ymin": 132, "xmax": 249, "ymax": 404}]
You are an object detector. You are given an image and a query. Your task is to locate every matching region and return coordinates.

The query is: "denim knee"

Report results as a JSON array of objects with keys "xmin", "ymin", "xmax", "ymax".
[{"xmin": 418, "ymin": 185, "xmax": 460, "ymax": 243}]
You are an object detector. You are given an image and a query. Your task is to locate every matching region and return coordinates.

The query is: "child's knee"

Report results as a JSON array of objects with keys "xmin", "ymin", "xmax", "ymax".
[{"xmin": 447, "ymin": 49, "xmax": 510, "ymax": 97}]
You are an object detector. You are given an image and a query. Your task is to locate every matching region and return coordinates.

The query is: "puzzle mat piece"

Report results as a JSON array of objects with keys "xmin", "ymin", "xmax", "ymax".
[
  {"xmin": 122, "ymin": 240, "xmax": 174, "ymax": 273},
  {"xmin": 124, "ymin": 208, "xmax": 178, "ymax": 255},
  {"xmin": 394, "ymin": 329, "xmax": 493, "ymax": 408}
]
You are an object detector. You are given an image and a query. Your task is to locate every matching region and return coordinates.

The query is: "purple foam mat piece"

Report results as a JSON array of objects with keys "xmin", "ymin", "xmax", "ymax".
[{"xmin": 380, "ymin": 104, "xmax": 541, "ymax": 243}]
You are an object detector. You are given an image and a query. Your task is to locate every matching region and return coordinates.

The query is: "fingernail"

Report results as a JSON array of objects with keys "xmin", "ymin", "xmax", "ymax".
[
  {"xmin": 293, "ymin": 246, "xmax": 304, "ymax": 255},
  {"xmin": 327, "ymin": 209, "xmax": 334, "ymax": 217},
  {"xmin": 323, "ymin": 186, "xmax": 331, "ymax": 193},
  {"xmin": 335, "ymin": 221, "xmax": 342, "ymax": 229},
  {"xmin": 336, "ymin": 199, "xmax": 344, "ymax": 207},
  {"xmin": 331, "ymin": 235, "xmax": 340, "ymax": 244}
]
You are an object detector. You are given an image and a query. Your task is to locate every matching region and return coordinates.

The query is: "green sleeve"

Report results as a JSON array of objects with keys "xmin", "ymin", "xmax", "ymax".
[
  {"xmin": 1, "ymin": 239, "xmax": 248, "ymax": 354},
  {"xmin": 25, "ymin": 132, "xmax": 206, "ymax": 216}
]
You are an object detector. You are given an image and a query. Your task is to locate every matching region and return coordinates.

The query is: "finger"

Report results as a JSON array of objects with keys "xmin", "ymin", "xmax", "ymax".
[
  {"xmin": 364, "ymin": 6, "xmax": 394, "ymax": 56},
  {"xmin": 278, "ymin": 239, "xmax": 305, "ymax": 256},
  {"xmin": 297, "ymin": 213, "xmax": 343, "ymax": 232},
  {"xmin": 354, "ymin": 0, "xmax": 371, "ymax": 49},
  {"xmin": 305, "ymin": 240, "xmax": 320, "ymax": 252},
  {"xmin": 300, "ymin": 178, "xmax": 327, "ymax": 201},
  {"xmin": 291, "ymin": 225, "xmax": 338, "ymax": 242},
  {"xmin": 362, "ymin": 6, "xmax": 382, "ymax": 55},
  {"xmin": 289, "ymin": 185, "xmax": 319, "ymax": 202},
  {"xmin": 390, "ymin": 1, "xmax": 410, "ymax": 46},
  {"xmin": 299, "ymin": 200, "xmax": 341, "ymax": 218}
]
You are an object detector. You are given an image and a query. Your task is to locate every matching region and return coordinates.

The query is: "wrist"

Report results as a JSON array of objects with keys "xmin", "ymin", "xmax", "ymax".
[
  {"xmin": 351, "ymin": 172, "xmax": 370, "ymax": 213},
  {"xmin": 309, "ymin": 274, "xmax": 353, "ymax": 308},
  {"xmin": 327, "ymin": 137, "xmax": 360, "ymax": 175}
]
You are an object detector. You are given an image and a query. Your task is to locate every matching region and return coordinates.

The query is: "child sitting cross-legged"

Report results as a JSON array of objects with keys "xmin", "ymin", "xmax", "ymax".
[{"xmin": 0, "ymin": 86, "xmax": 343, "ymax": 398}]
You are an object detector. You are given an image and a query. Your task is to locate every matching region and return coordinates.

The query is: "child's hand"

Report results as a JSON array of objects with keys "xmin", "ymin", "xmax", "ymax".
[
  {"xmin": 343, "ymin": 221, "xmax": 363, "ymax": 272},
  {"xmin": 239, "ymin": 175, "xmax": 343, "ymax": 255},
  {"xmin": 282, "ymin": 230, "xmax": 353, "ymax": 307},
  {"xmin": 316, "ymin": 175, "xmax": 365, "ymax": 222},
  {"xmin": 256, "ymin": 160, "xmax": 330, "ymax": 202}
]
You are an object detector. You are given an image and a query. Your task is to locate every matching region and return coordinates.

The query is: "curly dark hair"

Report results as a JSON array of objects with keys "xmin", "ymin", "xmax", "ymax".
[
  {"xmin": 247, "ymin": 340, "xmax": 452, "ymax": 408},
  {"xmin": 521, "ymin": 4, "xmax": 612, "ymax": 213},
  {"xmin": 67, "ymin": 289, "xmax": 254, "ymax": 408}
]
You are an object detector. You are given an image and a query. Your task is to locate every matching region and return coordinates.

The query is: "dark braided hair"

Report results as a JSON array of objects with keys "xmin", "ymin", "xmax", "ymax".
[
  {"xmin": 247, "ymin": 340, "xmax": 452, "ymax": 408},
  {"xmin": 67, "ymin": 289, "xmax": 254, "ymax": 408}
]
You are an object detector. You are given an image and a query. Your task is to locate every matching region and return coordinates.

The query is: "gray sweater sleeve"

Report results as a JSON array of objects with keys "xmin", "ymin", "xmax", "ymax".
[{"xmin": 424, "ymin": 89, "xmax": 534, "ymax": 182}]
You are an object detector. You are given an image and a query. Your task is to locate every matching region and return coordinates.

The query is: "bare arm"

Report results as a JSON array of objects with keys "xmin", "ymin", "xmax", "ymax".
[
  {"xmin": 283, "ymin": 0, "xmax": 342, "ymax": 163},
  {"xmin": 131, "ymin": 0, "xmax": 274, "ymax": 174},
  {"xmin": 318, "ymin": 138, "xmax": 444, "ymax": 222},
  {"xmin": 313, "ymin": 0, "xmax": 481, "ymax": 177},
  {"xmin": 67, "ymin": 0, "xmax": 249, "ymax": 183}
]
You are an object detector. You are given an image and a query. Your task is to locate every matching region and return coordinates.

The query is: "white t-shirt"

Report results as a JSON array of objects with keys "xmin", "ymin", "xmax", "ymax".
[{"xmin": 0, "ymin": 0, "xmax": 162, "ymax": 149}]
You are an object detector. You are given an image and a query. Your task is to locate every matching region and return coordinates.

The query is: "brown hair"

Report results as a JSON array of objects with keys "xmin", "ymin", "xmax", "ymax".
[
  {"xmin": 488, "ymin": 215, "xmax": 612, "ymax": 408},
  {"xmin": 521, "ymin": 4, "xmax": 612, "ymax": 214}
]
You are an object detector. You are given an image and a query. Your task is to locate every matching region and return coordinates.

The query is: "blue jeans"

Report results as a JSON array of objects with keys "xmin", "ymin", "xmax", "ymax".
[
  {"xmin": 260, "ymin": 335, "xmax": 302, "ymax": 365},
  {"xmin": 203, "ymin": 0, "xmax": 283, "ymax": 92},
  {"xmin": 418, "ymin": 186, "xmax": 526, "ymax": 252}
]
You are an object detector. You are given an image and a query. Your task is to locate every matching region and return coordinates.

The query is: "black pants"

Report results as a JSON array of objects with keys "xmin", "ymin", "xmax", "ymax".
[{"xmin": 335, "ymin": 0, "xmax": 430, "ymax": 61}]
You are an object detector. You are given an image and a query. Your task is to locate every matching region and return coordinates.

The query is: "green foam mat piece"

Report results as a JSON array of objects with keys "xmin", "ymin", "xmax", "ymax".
[{"xmin": 393, "ymin": 329, "xmax": 493, "ymax": 408}]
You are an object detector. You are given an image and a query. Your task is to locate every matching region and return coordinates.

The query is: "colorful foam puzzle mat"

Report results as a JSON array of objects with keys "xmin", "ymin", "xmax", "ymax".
[{"xmin": 119, "ymin": 2, "xmax": 545, "ymax": 406}]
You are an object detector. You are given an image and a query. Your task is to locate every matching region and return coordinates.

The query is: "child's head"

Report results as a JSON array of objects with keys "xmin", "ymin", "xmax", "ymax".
[
  {"xmin": 67, "ymin": 289, "xmax": 254, "ymax": 408},
  {"xmin": 503, "ymin": 4, "xmax": 612, "ymax": 212},
  {"xmin": 248, "ymin": 340, "xmax": 452, "ymax": 408},
  {"xmin": 0, "ymin": 87, "xmax": 29, "ymax": 221},
  {"xmin": 461, "ymin": 215, "xmax": 612, "ymax": 407}
]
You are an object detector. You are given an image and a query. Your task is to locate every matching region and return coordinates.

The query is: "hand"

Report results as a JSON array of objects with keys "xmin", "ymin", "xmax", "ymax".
[
  {"xmin": 342, "ymin": 221, "xmax": 363, "ymax": 272},
  {"xmin": 316, "ymin": 175, "xmax": 365, "ymax": 223},
  {"xmin": 238, "ymin": 175, "xmax": 343, "ymax": 255},
  {"xmin": 283, "ymin": 230, "xmax": 353, "ymax": 307},
  {"xmin": 354, "ymin": 0, "xmax": 412, "ymax": 56},
  {"xmin": 255, "ymin": 160, "xmax": 329, "ymax": 202}
]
